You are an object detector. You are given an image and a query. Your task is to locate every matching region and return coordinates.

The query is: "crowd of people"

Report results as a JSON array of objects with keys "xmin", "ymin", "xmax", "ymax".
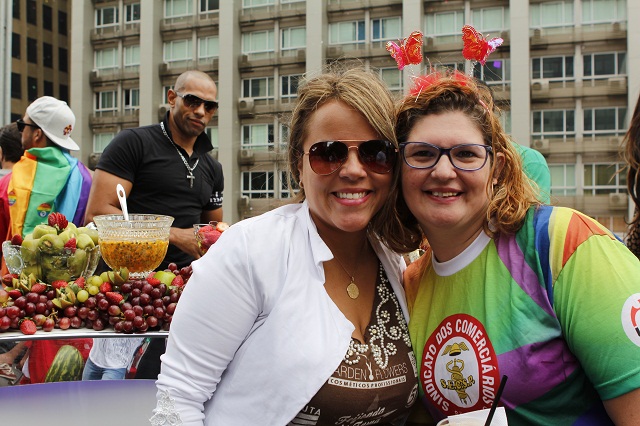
[{"xmin": 0, "ymin": 64, "xmax": 639, "ymax": 426}]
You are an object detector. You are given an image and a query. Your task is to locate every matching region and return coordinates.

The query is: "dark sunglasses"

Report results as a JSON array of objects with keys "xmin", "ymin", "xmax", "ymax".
[
  {"xmin": 16, "ymin": 118, "xmax": 40, "ymax": 133},
  {"xmin": 304, "ymin": 140, "xmax": 397, "ymax": 175},
  {"xmin": 176, "ymin": 92, "xmax": 219, "ymax": 113}
]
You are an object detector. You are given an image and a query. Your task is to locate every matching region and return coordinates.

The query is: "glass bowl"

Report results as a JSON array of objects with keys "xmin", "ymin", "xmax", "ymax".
[
  {"xmin": 2, "ymin": 240, "xmax": 100, "ymax": 282},
  {"xmin": 193, "ymin": 222, "xmax": 224, "ymax": 255},
  {"xmin": 93, "ymin": 214, "xmax": 174, "ymax": 279}
]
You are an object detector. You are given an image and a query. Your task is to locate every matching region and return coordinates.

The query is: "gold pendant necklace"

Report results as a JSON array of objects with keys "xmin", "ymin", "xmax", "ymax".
[{"xmin": 331, "ymin": 238, "xmax": 368, "ymax": 300}]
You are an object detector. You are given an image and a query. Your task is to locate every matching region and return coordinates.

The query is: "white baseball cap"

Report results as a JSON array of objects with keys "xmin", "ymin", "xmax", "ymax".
[{"xmin": 26, "ymin": 96, "xmax": 79, "ymax": 151}]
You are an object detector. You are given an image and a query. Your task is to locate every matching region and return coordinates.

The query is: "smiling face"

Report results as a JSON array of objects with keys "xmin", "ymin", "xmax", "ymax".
[
  {"xmin": 401, "ymin": 111, "xmax": 502, "ymax": 255},
  {"xmin": 298, "ymin": 100, "xmax": 393, "ymax": 239}
]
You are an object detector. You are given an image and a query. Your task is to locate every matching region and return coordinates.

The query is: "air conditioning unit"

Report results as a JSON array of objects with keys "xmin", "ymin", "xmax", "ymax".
[
  {"xmin": 158, "ymin": 104, "xmax": 169, "ymax": 121},
  {"xmin": 296, "ymin": 49, "xmax": 306, "ymax": 61},
  {"xmin": 238, "ymin": 149, "xmax": 255, "ymax": 165},
  {"xmin": 608, "ymin": 136, "xmax": 621, "ymax": 146},
  {"xmin": 240, "ymin": 54, "xmax": 249, "ymax": 64},
  {"xmin": 607, "ymin": 77, "xmax": 625, "ymax": 88},
  {"xmin": 90, "ymin": 70, "xmax": 99, "ymax": 80},
  {"xmin": 533, "ymin": 28, "xmax": 542, "ymax": 40},
  {"xmin": 532, "ymin": 79, "xmax": 549, "ymax": 92},
  {"xmin": 608, "ymin": 193, "xmax": 628, "ymax": 210},
  {"xmin": 327, "ymin": 46, "xmax": 342, "ymax": 57},
  {"xmin": 238, "ymin": 195, "xmax": 250, "ymax": 211},
  {"xmin": 532, "ymin": 139, "xmax": 549, "ymax": 150},
  {"xmin": 238, "ymin": 98, "xmax": 255, "ymax": 113}
]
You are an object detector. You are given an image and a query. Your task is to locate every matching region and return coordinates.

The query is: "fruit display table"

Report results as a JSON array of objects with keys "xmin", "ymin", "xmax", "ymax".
[
  {"xmin": 0, "ymin": 328, "xmax": 167, "ymax": 342},
  {"xmin": 0, "ymin": 378, "xmax": 158, "ymax": 425}
]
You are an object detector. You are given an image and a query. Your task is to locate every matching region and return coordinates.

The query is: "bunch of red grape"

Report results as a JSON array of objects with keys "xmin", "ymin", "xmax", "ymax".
[{"xmin": 0, "ymin": 287, "xmax": 57, "ymax": 332}]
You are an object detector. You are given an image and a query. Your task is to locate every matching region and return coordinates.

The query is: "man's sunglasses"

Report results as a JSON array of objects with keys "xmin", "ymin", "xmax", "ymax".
[
  {"xmin": 16, "ymin": 118, "xmax": 40, "ymax": 133},
  {"xmin": 304, "ymin": 140, "xmax": 397, "ymax": 176},
  {"xmin": 176, "ymin": 92, "xmax": 219, "ymax": 113}
]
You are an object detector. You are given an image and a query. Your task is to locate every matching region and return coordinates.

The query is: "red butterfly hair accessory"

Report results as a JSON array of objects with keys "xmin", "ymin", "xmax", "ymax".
[
  {"xmin": 386, "ymin": 31, "xmax": 424, "ymax": 70},
  {"xmin": 461, "ymin": 25, "xmax": 503, "ymax": 66},
  {"xmin": 409, "ymin": 70, "xmax": 470, "ymax": 97}
]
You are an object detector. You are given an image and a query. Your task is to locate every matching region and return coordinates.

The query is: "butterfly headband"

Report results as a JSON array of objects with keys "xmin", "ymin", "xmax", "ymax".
[{"xmin": 408, "ymin": 70, "xmax": 490, "ymax": 113}]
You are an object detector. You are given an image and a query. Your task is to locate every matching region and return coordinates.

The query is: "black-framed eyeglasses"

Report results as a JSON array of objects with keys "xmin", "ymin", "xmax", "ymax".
[
  {"xmin": 400, "ymin": 142, "xmax": 493, "ymax": 171},
  {"xmin": 176, "ymin": 92, "xmax": 219, "ymax": 113},
  {"xmin": 303, "ymin": 140, "xmax": 397, "ymax": 176},
  {"xmin": 16, "ymin": 118, "xmax": 40, "ymax": 133}
]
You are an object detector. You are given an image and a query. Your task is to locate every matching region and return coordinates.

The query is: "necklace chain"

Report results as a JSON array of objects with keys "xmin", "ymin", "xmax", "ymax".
[
  {"xmin": 330, "ymin": 238, "xmax": 368, "ymax": 300},
  {"xmin": 160, "ymin": 122, "xmax": 199, "ymax": 188}
]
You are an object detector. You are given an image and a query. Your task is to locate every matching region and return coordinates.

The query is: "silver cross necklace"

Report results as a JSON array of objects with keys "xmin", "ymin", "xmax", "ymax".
[{"xmin": 160, "ymin": 122, "xmax": 199, "ymax": 188}]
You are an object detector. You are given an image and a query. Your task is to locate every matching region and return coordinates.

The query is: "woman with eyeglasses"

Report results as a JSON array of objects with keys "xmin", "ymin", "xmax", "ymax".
[
  {"xmin": 380, "ymin": 72, "xmax": 640, "ymax": 425},
  {"xmin": 152, "ymin": 67, "xmax": 417, "ymax": 425}
]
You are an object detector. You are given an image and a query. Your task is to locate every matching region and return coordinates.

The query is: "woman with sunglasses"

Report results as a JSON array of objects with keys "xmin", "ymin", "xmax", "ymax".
[
  {"xmin": 152, "ymin": 67, "xmax": 417, "ymax": 425},
  {"xmin": 380, "ymin": 72, "xmax": 640, "ymax": 425}
]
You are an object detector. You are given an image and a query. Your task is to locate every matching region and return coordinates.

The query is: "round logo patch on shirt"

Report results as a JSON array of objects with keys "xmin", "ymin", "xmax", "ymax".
[
  {"xmin": 37, "ymin": 203, "xmax": 52, "ymax": 217},
  {"xmin": 621, "ymin": 293, "xmax": 640, "ymax": 347},
  {"xmin": 7, "ymin": 190, "xmax": 16, "ymax": 206},
  {"xmin": 419, "ymin": 314, "xmax": 500, "ymax": 416}
]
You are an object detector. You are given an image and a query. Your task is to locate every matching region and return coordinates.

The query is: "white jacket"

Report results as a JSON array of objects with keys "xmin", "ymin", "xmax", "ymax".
[{"xmin": 152, "ymin": 202, "xmax": 408, "ymax": 425}]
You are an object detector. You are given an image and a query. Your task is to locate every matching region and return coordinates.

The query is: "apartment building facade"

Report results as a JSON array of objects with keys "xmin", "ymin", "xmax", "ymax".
[{"xmin": 70, "ymin": 0, "xmax": 640, "ymax": 236}]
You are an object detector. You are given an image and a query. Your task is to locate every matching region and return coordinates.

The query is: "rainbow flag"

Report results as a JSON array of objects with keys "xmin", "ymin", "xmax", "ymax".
[{"xmin": 6, "ymin": 147, "xmax": 92, "ymax": 238}]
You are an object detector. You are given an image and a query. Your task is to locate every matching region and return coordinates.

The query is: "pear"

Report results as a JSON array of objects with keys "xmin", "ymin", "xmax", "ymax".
[
  {"xmin": 77, "ymin": 227, "xmax": 99, "ymax": 245},
  {"xmin": 33, "ymin": 224, "xmax": 57, "ymax": 239},
  {"xmin": 76, "ymin": 233, "xmax": 95, "ymax": 250}
]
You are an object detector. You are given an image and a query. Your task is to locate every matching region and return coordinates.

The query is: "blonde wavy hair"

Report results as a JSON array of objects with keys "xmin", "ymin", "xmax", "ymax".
[
  {"xmin": 380, "ymin": 71, "xmax": 540, "ymax": 254},
  {"xmin": 287, "ymin": 65, "xmax": 399, "ymax": 237}
]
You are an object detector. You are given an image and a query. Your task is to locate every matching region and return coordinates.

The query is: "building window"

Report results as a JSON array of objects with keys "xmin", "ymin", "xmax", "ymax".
[
  {"xmin": 95, "ymin": 47, "xmax": 118, "ymax": 70},
  {"xmin": 165, "ymin": 0, "xmax": 192, "ymax": 18},
  {"xmin": 372, "ymin": 17, "xmax": 402, "ymax": 42},
  {"xmin": 58, "ymin": 11, "xmax": 68, "ymax": 35},
  {"xmin": 198, "ymin": 36, "xmax": 219, "ymax": 59},
  {"xmin": 530, "ymin": 1, "xmax": 574, "ymax": 28},
  {"xmin": 43, "ymin": 4, "xmax": 52, "ymax": 30},
  {"xmin": 279, "ymin": 123, "xmax": 289, "ymax": 148},
  {"xmin": 549, "ymin": 164, "xmax": 576, "ymax": 196},
  {"xmin": 44, "ymin": 80, "xmax": 53, "ymax": 96},
  {"xmin": 205, "ymin": 126, "xmax": 218, "ymax": 149},
  {"xmin": 242, "ymin": 124, "xmax": 274, "ymax": 150},
  {"xmin": 281, "ymin": 26, "xmax": 306, "ymax": 50},
  {"xmin": 43, "ymin": 43, "xmax": 53, "ymax": 68},
  {"xmin": 96, "ymin": 7, "xmax": 119, "ymax": 28},
  {"xmin": 27, "ymin": 38, "xmax": 37, "ymax": 64},
  {"xmin": 583, "ymin": 52, "xmax": 626, "ymax": 79},
  {"xmin": 280, "ymin": 170, "xmax": 298, "ymax": 198},
  {"xmin": 474, "ymin": 58, "xmax": 511, "ymax": 85},
  {"xmin": 435, "ymin": 62, "xmax": 465, "ymax": 73},
  {"xmin": 124, "ymin": 88, "xmax": 140, "ymax": 111},
  {"xmin": 28, "ymin": 77, "xmax": 37, "ymax": 101},
  {"xmin": 242, "ymin": 30, "xmax": 275, "ymax": 54},
  {"xmin": 164, "ymin": 39, "xmax": 192, "ymax": 63},
  {"xmin": 95, "ymin": 91, "xmax": 118, "ymax": 113},
  {"xmin": 583, "ymin": 163, "xmax": 626, "ymax": 195},
  {"xmin": 329, "ymin": 20, "xmax": 365, "ymax": 44},
  {"xmin": 425, "ymin": 11, "xmax": 465, "ymax": 39},
  {"xmin": 532, "ymin": 109, "xmax": 575, "ymax": 141},
  {"xmin": 281, "ymin": 74, "xmax": 301, "ymax": 98},
  {"xmin": 59, "ymin": 84, "xmax": 69, "ymax": 102},
  {"xmin": 59, "ymin": 48, "xmax": 68, "ymax": 72},
  {"xmin": 27, "ymin": 0, "xmax": 37, "ymax": 25},
  {"xmin": 581, "ymin": 0, "xmax": 626, "ymax": 24},
  {"xmin": 124, "ymin": 45, "xmax": 140, "ymax": 68},
  {"xmin": 163, "ymin": 85, "xmax": 174, "ymax": 104},
  {"xmin": 532, "ymin": 56, "xmax": 574, "ymax": 80},
  {"xmin": 583, "ymin": 107, "xmax": 627, "ymax": 139},
  {"xmin": 126, "ymin": 3, "xmax": 141, "ymax": 23},
  {"xmin": 93, "ymin": 133, "xmax": 115, "ymax": 153},
  {"xmin": 11, "ymin": 33, "xmax": 20, "ymax": 59},
  {"xmin": 243, "ymin": 0, "xmax": 275, "ymax": 8},
  {"xmin": 12, "ymin": 0, "xmax": 19, "ymax": 19},
  {"xmin": 200, "ymin": 0, "xmax": 219, "ymax": 13},
  {"xmin": 471, "ymin": 6, "xmax": 509, "ymax": 32},
  {"xmin": 242, "ymin": 77, "xmax": 274, "ymax": 100},
  {"xmin": 11, "ymin": 73, "xmax": 21, "ymax": 99},
  {"xmin": 242, "ymin": 171, "xmax": 275, "ymax": 199},
  {"xmin": 380, "ymin": 68, "xmax": 403, "ymax": 92}
]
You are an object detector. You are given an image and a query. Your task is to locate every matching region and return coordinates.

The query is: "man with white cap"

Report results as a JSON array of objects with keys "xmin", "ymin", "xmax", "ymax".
[{"xmin": 1, "ymin": 96, "xmax": 92, "ymax": 240}]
